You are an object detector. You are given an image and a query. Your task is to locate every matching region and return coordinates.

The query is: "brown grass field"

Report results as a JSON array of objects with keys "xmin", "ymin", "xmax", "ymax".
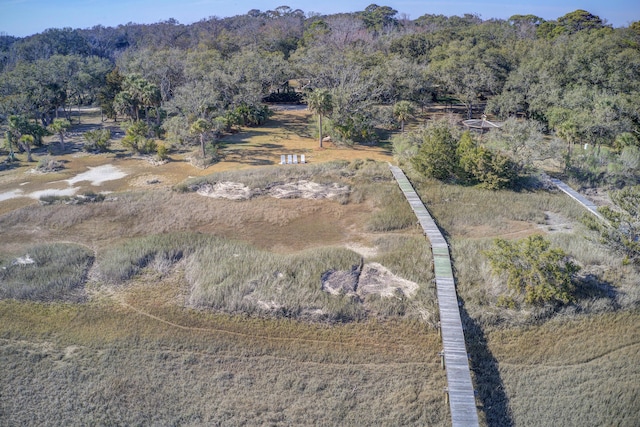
[{"xmin": 1, "ymin": 107, "xmax": 639, "ymax": 426}]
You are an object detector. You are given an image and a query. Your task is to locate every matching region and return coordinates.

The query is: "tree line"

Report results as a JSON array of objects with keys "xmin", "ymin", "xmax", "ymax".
[{"xmin": 1, "ymin": 5, "xmax": 639, "ymax": 168}]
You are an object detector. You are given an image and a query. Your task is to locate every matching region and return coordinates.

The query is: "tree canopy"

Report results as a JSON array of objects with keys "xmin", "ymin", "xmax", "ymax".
[{"xmin": 0, "ymin": 7, "xmax": 638, "ymax": 159}]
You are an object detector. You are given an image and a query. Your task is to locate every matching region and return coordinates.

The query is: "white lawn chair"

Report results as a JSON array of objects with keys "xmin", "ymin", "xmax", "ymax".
[
  {"xmin": 293, "ymin": 154, "xmax": 298, "ymax": 164},
  {"xmin": 287, "ymin": 154, "xmax": 293, "ymax": 164},
  {"xmin": 301, "ymin": 154, "xmax": 306, "ymax": 164},
  {"xmin": 280, "ymin": 155, "xmax": 286, "ymax": 164}
]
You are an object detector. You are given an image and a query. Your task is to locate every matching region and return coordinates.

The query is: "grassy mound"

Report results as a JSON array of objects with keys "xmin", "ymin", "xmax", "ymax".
[
  {"xmin": 0, "ymin": 243, "xmax": 94, "ymax": 302},
  {"xmin": 97, "ymin": 232, "xmax": 437, "ymax": 323},
  {"xmin": 188, "ymin": 241, "xmax": 364, "ymax": 321}
]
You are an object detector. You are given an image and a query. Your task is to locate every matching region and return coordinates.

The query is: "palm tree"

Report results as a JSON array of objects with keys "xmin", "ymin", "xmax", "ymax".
[
  {"xmin": 556, "ymin": 120, "xmax": 579, "ymax": 171},
  {"xmin": 393, "ymin": 100, "xmax": 415, "ymax": 133},
  {"xmin": 139, "ymin": 81, "xmax": 162, "ymax": 126},
  {"xmin": 5, "ymin": 131, "xmax": 15, "ymax": 161},
  {"xmin": 19, "ymin": 135, "xmax": 34, "ymax": 162},
  {"xmin": 305, "ymin": 88, "xmax": 333, "ymax": 148},
  {"xmin": 48, "ymin": 118, "xmax": 71, "ymax": 151},
  {"xmin": 190, "ymin": 118, "xmax": 212, "ymax": 157}
]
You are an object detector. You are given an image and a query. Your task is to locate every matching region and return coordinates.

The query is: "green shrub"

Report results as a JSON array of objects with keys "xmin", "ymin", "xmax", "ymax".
[
  {"xmin": 83, "ymin": 128, "xmax": 111, "ymax": 152},
  {"xmin": 458, "ymin": 131, "xmax": 519, "ymax": 189},
  {"xmin": 483, "ymin": 235, "xmax": 580, "ymax": 306},
  {"xmin": 156, "ymin": 142, "xmax": 169, "ymax": 160},
  {"xmin": 121, "ymin": 121, "xmax": 156, "ymax": 154},
  {"xmin": 410, "ymin": 122, "xmax": 460, "ymax": 181}
]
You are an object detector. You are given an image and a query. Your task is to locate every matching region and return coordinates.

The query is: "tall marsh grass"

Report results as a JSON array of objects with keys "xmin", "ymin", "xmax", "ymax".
[
  {"xmin": 0, "ymin": 243, "xmax": 93, "ymax": 302},
  {"xmin": 97, "ymin": 233, "xmax": 205, "ymax": 284},
  {"xmin": 98, "ymin": 233, "xmax": 372, "ymax": 321},
  {"xmin": 412, "ymin": 178, "xmax": 586, "ymax": 235},
  {"xmin": 187, "ymin": 242, "xmax": 365, "ymax": 321},
  {"xmin": 366, "ymin": 186, "xmax": 417, "ymax": 231}
]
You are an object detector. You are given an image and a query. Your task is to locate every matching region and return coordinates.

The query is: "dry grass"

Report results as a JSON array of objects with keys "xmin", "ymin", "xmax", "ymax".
[
  {"xmin": 0, "ymin": 243, "xmax": 93, "ymax": 302},
  {"xmin": 0, "ymin": 298, "xmax": 448, "ymax": 426},
  {"xmin": 1, "ymin": 108, "xmax": 639, "ymax": 426},
  {"xmin": 486, "ymin": 311, "xmax": 640, "ymax": 427}
]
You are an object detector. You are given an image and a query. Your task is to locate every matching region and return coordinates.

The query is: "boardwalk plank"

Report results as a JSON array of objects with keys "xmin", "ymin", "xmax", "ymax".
[
  {"xmin": 389, "ymin": 164, "xmax": 479, "ymax": 427},
  {"xmin": 550, "ymin": 178, "xmax": 605, "ymax": 221}
]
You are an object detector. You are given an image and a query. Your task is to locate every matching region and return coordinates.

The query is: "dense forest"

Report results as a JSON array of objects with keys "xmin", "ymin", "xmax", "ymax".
[{"xmin": 1, "ymin": 5, "xmax": 639, "ymax": 182}]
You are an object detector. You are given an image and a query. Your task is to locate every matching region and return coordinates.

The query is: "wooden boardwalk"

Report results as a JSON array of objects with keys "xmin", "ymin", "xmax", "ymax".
[
  {"xmin": 389, "ymin": 165, "xmax": 479, "ymax": 427},
  {"xmin": 550, "ymin": 178, "xmax": 605, "ymax": 221}
]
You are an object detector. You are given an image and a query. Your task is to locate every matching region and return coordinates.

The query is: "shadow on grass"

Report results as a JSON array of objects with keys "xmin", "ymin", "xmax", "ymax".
[
  {"xmin": 575, "ymin": 274, "xmax": 620, "ymax": 309},
  {"xmin": 255, "ymin": 143, "xmax": 285, "ymax": 150},
  {"xmin": 0, "ymin": 160, "xmax": 22, "ymax": 171},
  {"xmin": 460, "ymin": 300, "xmax": 514, "ymax": 427},
  {"xmin": 223, "ymin": 148, "xmax": 276, "ymax": 166}
]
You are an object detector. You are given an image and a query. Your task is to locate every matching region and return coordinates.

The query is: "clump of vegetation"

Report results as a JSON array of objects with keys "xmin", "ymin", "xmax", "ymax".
[
  {"xmin": 121, "ymin": 121, "xmax": 157, "ymax": 154},
  {"xmin": 83, "ymin": 128, "xmax": 111, "ymax": 152},
  {"xmin": 457, "ymin": 131, "xmax": 520, "ymax": 190},
  {"xmin": 35, "ymin": 155, "xmax": 64, "ymax": 172},
  {"xmin": 584, "ymin": 185, "xmax": 640, "ymax": 264},
  {"xmin": 226, "ymin": 103, "xmax": 271, "ymax": 128},
  {"xmin": 155, "ymin": 141, "xmax": 169, "ymax": 161},
  {"xmin": 97, "ymin": 233, "xmax": 204, "ymax": 284},
  {"xmin": 483, "ymin": 234, "xmax": 581, "ymax": 307},
  {"xmin": 366, "ymin": 186, "xmax": 416, "ymax": 231},
  {"xmin": 0, "ymin": 243, "xmax": 94, "ymax": 302},
  {"xmin": 39, "ymin": 191, "xmax": 105, "ymax": 205},
  {"xmin": 397, "ymin": 120, "xmax": 521, "ymax": 190}
]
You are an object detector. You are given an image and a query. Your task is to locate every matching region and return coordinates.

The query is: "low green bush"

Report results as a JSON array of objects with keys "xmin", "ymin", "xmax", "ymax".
[{"xmin": 484, "ymin": 234, "xmax": 580, "ymax": 306}]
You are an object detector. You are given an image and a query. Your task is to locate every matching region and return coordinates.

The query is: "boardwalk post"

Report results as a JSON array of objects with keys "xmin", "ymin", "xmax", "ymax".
[{"xmin": 439, "ymin": 350, "xmax": 446, "ymax": 369}]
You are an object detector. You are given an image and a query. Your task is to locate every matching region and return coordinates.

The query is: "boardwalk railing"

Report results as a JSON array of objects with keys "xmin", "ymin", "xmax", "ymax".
[{"xmin": 389, "ymin": 164, "xmax": 479, "ymax": 427}]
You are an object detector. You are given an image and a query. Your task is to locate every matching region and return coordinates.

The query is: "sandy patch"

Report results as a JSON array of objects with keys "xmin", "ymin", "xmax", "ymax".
[
  {"xmin": 538, "ymin": 211, "xmax": 574, "ymax": 233},
  {"xmin": 256, "ymin": 300, "xmax": 283, "ymax": 311},
  {"xmin": 0, "ymin": 189, "xmax": 24, "ymax": 202},
  {"xmin": 65, "ymin": 164, "xmax": 127, "ymax": 186},
  {"xmin": 344, "ymin": 243, "xmax": 378, "ymax": 258},
  {"xmin": 357, "ymin": 263, "xmax": 419, "ymax": 298},
  {"xmin": 63, "ymin": 345, "xmax": 81, "ymax": 359},
  {"xmin": 13, "ymin": 254, "xmax": 35, "ymax": 265},
  {"xmin": 321, "ymin": 262, "xmax": 419, "ymax": 299},
  {"xmin": 195, "ymin": 180, "xmax": 350, "ymax": 201},
  {"xmin": 1, "ymin": 186, "xmax": 83, "ymax": 201},
  {"xmin": 197, "ymin": 182, "xmax": 253, "ymax": 200},
  {"xmin": 268, "ymin": 180, "xmax": 349, "ymax": 200}
]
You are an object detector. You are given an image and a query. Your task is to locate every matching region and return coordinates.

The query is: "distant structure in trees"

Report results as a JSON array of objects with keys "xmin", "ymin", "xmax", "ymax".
[{"xmin": 462, "ymin": 114, "xmax": 502, "ymax": 133}]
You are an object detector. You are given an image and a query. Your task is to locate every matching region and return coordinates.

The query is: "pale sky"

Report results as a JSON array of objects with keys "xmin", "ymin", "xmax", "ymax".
[{"xmin": 1, "ymin": 0, "xmax": 638, "ymax": 37}]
